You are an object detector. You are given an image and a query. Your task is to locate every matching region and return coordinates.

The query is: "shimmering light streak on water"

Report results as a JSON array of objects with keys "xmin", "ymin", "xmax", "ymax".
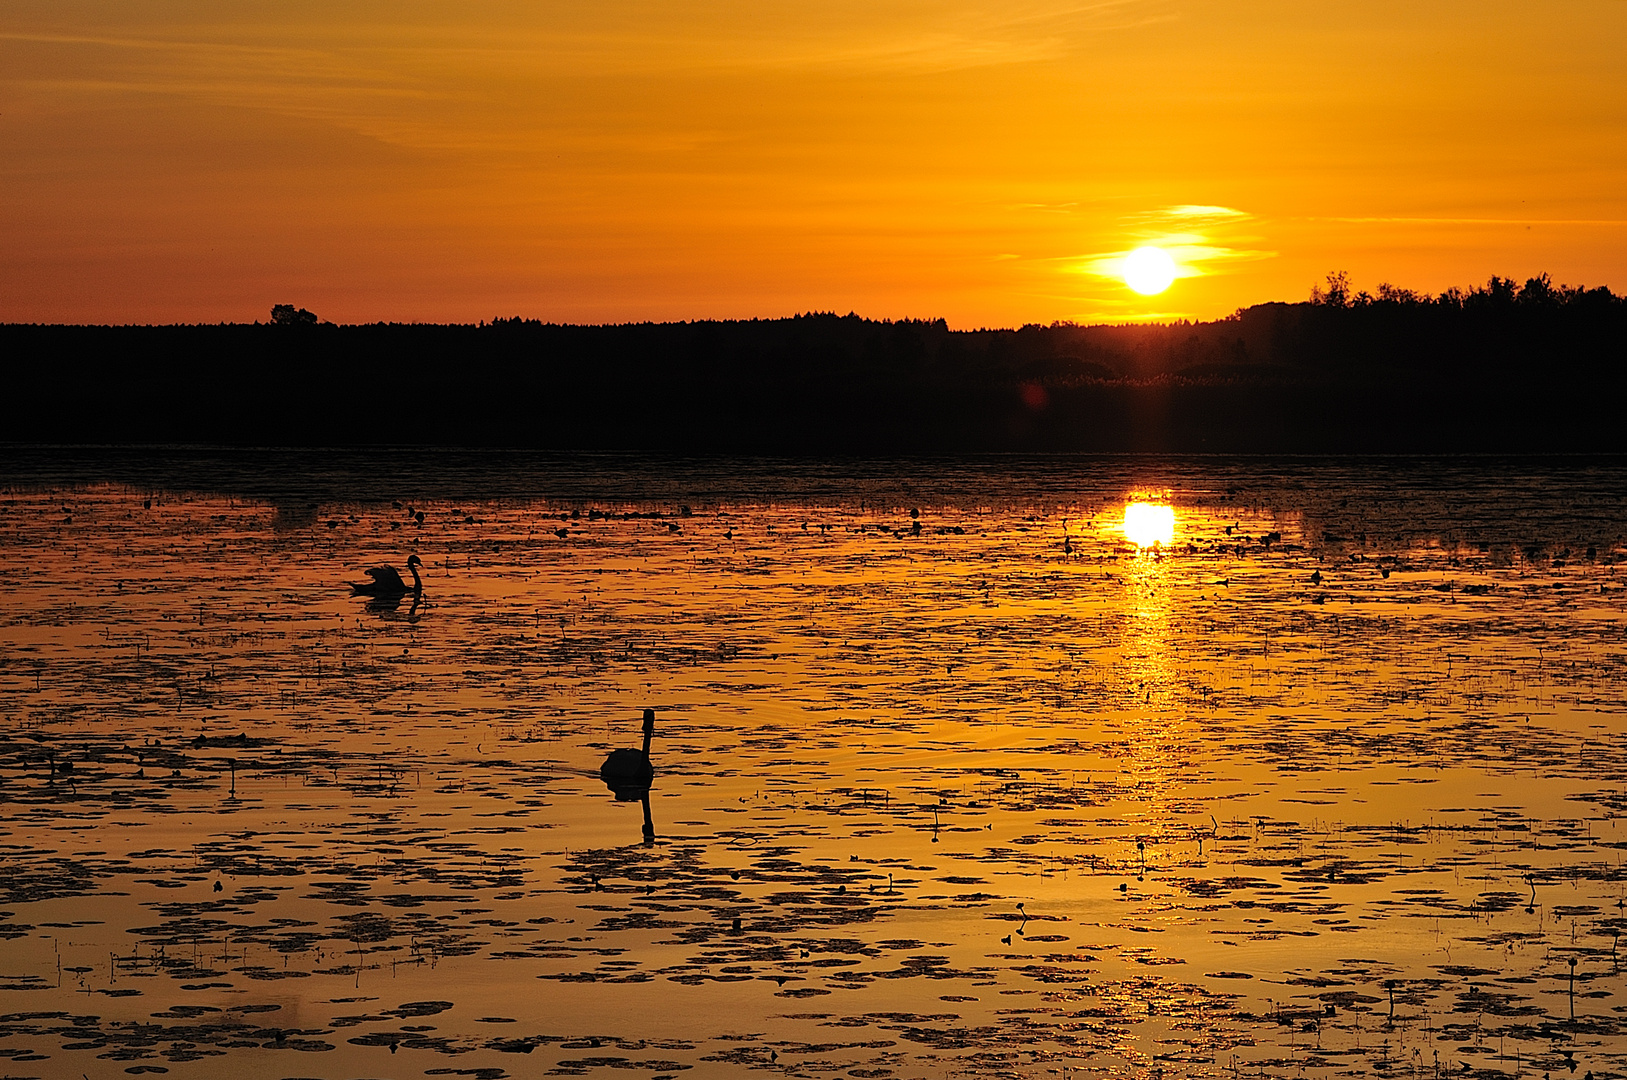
[
  {"xmin": 0, "ymin": 455, "xmax": 1625, "ymax": 1079},
  {"xmin": 1122, "ymin": 501, "xmax": 1176, "ymax": 548}
]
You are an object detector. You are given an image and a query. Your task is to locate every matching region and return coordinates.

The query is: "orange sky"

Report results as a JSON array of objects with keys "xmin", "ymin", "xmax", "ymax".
[{"xmin": 3, "ymin": 1, "xmax": 1624, "ymax": 326}]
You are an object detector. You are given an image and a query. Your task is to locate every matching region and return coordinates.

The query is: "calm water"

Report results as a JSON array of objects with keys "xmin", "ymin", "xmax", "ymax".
[{"xmin": 2, "ymin": 452, "xmax": 1627, "ymax": 1080}]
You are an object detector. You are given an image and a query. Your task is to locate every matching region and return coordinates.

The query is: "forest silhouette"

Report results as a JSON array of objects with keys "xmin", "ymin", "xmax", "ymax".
[{"xmin": 4, "ymin": 275, "xmax": 1623, "ymax": 452}]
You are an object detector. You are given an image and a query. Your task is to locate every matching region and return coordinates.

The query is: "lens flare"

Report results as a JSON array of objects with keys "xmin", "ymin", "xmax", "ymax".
[{"xmin": 1122, "ymin": 502, "xmax": 1175, "ymax": 547}]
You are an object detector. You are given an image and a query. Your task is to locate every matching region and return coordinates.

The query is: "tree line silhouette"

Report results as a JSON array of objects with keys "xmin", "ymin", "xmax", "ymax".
[{"xmin": 3, "ymin": 277, "xmax": 1622, "ymax": 452}]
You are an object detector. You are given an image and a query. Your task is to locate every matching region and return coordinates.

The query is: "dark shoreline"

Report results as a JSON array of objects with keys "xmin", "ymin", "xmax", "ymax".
[{"xmin": 6, "ymin": 291, "xmax": 1624, "ymax": 453}]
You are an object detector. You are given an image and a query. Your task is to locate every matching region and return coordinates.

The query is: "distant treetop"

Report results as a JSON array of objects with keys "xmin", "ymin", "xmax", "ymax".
[
  {"xmin": 1310, "ymin": 271, "xmax": 1616, "ymax": 311},
  {"xmin": 271, "ymin": 304, "xmax": 319, "ymax": 325}
]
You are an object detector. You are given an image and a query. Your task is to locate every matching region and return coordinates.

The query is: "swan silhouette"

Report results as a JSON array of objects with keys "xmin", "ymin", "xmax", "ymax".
[
  {"xmin": 349, "ymin": 554, "xmax": 422, "ymax": 600},
  {"xmin": 601, "ymin": 709, "xmax": 658, "ymax": 843}
]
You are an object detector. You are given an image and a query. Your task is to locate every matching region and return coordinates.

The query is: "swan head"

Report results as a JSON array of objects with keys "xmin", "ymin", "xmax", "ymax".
[{"xmin": 406, "ymin": 554, "xmax": 422, "ymax": 570}]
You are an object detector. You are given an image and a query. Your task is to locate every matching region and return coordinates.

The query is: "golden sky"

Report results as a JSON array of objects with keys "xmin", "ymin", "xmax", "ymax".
[{"xmin": 3, "ymin": 1, "xmax": 1624, "ymax": 325}]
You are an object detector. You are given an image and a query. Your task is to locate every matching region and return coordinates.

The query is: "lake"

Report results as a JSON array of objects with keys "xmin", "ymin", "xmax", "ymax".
[{"xmin": 2, "ymin": 450, "xmax": 1626, "ymax": 1079}]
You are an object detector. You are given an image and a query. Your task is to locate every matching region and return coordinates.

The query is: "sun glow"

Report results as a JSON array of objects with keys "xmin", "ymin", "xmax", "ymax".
[
  {"xmin": 1122, "ymin": 502, "xmax": 1175, "ymax": 547},
  {"xmin": 1122, "ymin": 246, "xmax": 1178, "ymax": 295}
]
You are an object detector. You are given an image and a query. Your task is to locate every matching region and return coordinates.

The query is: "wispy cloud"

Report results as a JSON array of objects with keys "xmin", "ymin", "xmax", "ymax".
[
  {"xmin": 0, "ymin": 1, "xmax": 1173, "ymax": 157},
  {"xmin": 725, "ymin": 0, "xmax": 1174, "ymax": 72},
  {"xmin": 1321, "ymin": 215, "xmax": 1627, "ymax": 226},
  {"xmin": 0, "ymin": 0, "xmax": 1174, "ymax": 88},
  {"xmin": 1160, "ymin": 204, "xmax": 1250, "ymax": 221}
]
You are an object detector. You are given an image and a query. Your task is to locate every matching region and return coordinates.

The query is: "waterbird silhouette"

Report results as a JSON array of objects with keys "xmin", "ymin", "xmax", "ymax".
[
  {"xmin": 349, "ymin": 554, "xmax": 422, "ymax": 601},
  {"xmin": 600, "ymin": 708, "xmax": 658, "ymax": 842}
]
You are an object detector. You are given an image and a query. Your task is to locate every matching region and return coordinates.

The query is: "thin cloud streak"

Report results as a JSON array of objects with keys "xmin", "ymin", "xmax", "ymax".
[
  {"xmin": 1161, "ymin": 204, "xmax": 1250, "ymax": 220},
  {"xmin": 1321, "ymin": 216, "xmax": 1627, "ymax": 226}
]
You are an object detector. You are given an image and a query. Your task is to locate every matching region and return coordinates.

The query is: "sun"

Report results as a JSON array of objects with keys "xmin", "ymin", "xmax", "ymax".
[{"xmin": 1122, "ymin": 246, "xmax": 1177, "ymax": 295}]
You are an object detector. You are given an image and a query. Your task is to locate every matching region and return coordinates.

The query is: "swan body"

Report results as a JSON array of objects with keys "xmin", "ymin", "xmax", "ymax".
[
  {"xmin": 350, "ymin": 554, "xmax": 422, "ymax": 599},
  {"xmin": 601, "ymin": 748, "xmax": 654, "ymax": 789}
]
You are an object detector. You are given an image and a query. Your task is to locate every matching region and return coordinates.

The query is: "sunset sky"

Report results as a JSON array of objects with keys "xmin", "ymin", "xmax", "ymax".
[{"xmin": 3, "ymin": 1, "xmax": 1624, "ymax": 326}]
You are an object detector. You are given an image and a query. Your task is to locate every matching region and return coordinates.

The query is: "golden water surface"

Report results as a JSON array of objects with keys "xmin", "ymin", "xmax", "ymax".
[{"xmin": 2, "ymin": 457, "xmax": 1626, "ymax": 1079}]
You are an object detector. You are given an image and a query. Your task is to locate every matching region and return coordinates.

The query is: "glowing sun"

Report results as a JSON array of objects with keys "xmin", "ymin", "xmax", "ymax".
[{"xmin": 1122, "ymin": 246, "xmax": 1177, "ymax": 295}]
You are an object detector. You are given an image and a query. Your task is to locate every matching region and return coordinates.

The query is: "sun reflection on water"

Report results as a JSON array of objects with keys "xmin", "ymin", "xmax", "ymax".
[
  {"xmin": 1121, "ymin": 501, "xmax": 1175, "ymax": 548},
  {"xmin": 1113, "ymin": 499, "xmax": 1179, "ymax": 717}
]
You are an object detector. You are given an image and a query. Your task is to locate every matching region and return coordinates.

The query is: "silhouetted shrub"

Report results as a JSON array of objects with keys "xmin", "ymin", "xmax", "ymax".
[{"xmin": 270, "ymin": 304, "xmax": 319, "ymax": 325}]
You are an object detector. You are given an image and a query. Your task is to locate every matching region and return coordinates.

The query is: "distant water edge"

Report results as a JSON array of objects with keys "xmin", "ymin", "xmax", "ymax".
[{"xmin": 4, "ymin": 446, "xmax": 1627, "ymax": 546}]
